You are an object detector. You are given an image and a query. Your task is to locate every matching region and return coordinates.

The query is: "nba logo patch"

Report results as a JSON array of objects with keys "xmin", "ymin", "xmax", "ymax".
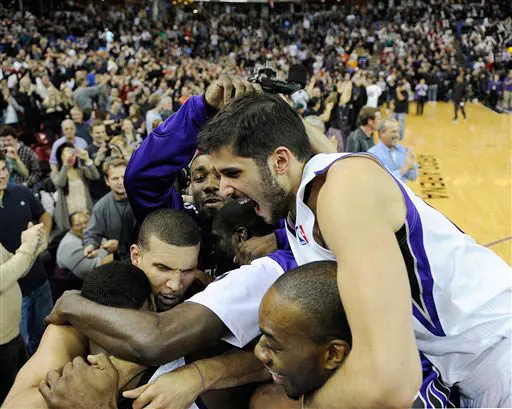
[{"xmin": 296, "ymin": 225, "xmax": 309, "ymax": 245}]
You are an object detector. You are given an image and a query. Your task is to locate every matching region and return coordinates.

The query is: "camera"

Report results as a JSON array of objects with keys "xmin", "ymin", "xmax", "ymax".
[{"xmin": 249, "ymin": 64, "xmax": 308, "ymax": 95}]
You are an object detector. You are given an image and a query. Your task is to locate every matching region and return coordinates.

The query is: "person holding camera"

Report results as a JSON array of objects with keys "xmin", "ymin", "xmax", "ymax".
[
  {"xmin": 0, "ymin": 222, "xmax": 48, "ymax": 405},
  {"xmin": 49, "ymin": 120, "xmax": 88, "ymax": 173},
  {"xmin": 51, "ymin": 142, "xmax": 100, "ymax": 236}
]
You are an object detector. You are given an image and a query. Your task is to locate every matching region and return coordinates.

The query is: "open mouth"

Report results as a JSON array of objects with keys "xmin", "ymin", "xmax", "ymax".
[
  {"xmin": 265, "ymin": 366, "xmax": 285, "ymax": 385},
  {"xmin": 157, "ymin": 294, "xmax": 179, "ymax": 307},
  {"xmin": 203, "ymin": 196, "xmax": 223, "ymax": 207}
]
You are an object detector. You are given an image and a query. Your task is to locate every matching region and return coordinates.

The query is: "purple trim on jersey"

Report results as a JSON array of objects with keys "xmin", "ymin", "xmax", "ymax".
[
  {"xmin": 310, "ymin": 153, "xmax": 445, "ymax": 336},
  {"xmin": 313, "ymin": 152, "xmax": 375, "ymax": 175},
  {"xmin": 396, "ymin": 181, "xmax": 445, "ymax": 337},
  {"xmin": 412, "ymin": 353, "xmax": 458, "ymax": 408},
  {"xmin": 267, "ymin": 250, "xmax": 298, "ymax": 273}
]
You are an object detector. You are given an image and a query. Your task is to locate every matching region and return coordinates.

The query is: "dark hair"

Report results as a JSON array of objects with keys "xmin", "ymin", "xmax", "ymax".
[
  {"xmin": 103, "ymin": 158, "xmax": 128, "ymax": 177},
  {"xmin": 55, "ymin": 141, "xmax": 78, "ymax": 196},
  {"xmin": 272, "ymin": 261, "xmax": 352, "ymax": 345},
  {"xmin": 199, "ymin": 93, "xmax": 312, "ymax": 164},
  {"xmin": 81, "ymin": 261, "xmax": 151, "ymax": 309},
  {"xmin": 91, "ymin": 119, "xmax": 105, "ymax": 130},
  {"xmin": 0, "ymin": 152, "xmax": 6, "ymax": 162},
  {"xmin": 0, "ymin": 125, "xmax": 18, "ymax": 138},
  {"xmin": 358, "ymin": 107, "xmax": 378, "ymax": 126},
  {"xmin": 213, "ymin": 201, "xmax": 274, "ymax": 239},
  {"xmin": 138, "ymin": 208, "xmax": 201, "ymax": 250},
  {"xmin": 68, "ymin": 211, "xmax": 84, "ymax": 227},
  {"xmin": 56, "ymin": 141, "xmax": 77, "ymax": 170}
]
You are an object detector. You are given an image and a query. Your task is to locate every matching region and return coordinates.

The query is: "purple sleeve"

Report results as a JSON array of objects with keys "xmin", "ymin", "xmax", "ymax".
[
  {"xmin": 274, "ymin": 227, "xmax": 290, "ymax": 251},
  {"xmin": 125, "ymin": 95, "xmax": 210, "ymax": 221}
]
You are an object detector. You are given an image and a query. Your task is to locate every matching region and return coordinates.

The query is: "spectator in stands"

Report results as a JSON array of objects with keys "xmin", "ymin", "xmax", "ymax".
[
  {"xmin": 70, "ymin": 107, "xmax": 92, "ymax": 145},
  {"xmin": 49, "ymin": 119, "xmax": 88, "ymax": 171},
  {"xmin": 57, "ymin": 211, "xmax": 113, "ymax": 280},
  {"xmin": 415, "ymin": 78, "xmax": 428, "ymax": 116},
  {"xmin": 453, "ymin": 74, "xmax": 468, "ymax": 121},
  {"xmin": 145, "ymin": 95, "xmax": 173, "ymax": 134},
  {"xmin": 0, "ymin": 152, "xmax": 53, "ymax": 357},
  {"xmin": 503, "ymin": 70, "xmax": 512, "ymax": 111},
  {"xmin": 251, "ymin": 261, "xmax": 352, "ymax": 409},
  {"xmin": 72, "ymin": 76, "xmax": 107, "ymax": 114},
  {"xmin": 366, "ymin": 76, "xmax": 382, "ymax": 108},
  {"xmin": 392, "ymin": 78, "xmax": 409, "ymax": 139},
  {"xmin": 368, "ymin": 119, "xmax": 418, "ymax": 184},
  {"xmin": 0, "ymin": 125, "xmax": 41, "ymax": 188},
  {"xmin": 0, "ymin": 222, "xmax": 47, "ymax": 405},
  {"xmin": 85, "ymin": 120, "xmax": 110, "ymax": 203},
  {"xmin": 487, "ymin": 73, "xmax": 502, "ymax": 111},
  {"xmin": 1, "ymin": 87, "xmax": 22, "ymax": 127},
  {"xmin": 83, "ymin": 159, "xmax": 136, "ymax": 262},
  {"xmin": 121, "ymin": 118, "xmax": 142, "ymax": 149},
  {"xmin": 51, "ymin": 142, "xmax": 100, "ymax": 235},
  {"xmin": 345, "ymin": 107, "xmax": 378, "ymax": 153}
]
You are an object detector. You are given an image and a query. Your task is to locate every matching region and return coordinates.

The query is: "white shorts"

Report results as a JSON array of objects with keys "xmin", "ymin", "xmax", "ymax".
[{"xmin": 459, "ymin": 336, "xmax": 511, "ymax": 408}]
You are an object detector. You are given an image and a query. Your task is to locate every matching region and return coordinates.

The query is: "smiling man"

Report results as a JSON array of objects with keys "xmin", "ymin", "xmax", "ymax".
[
  {"xmin": 252, "ymin": 261, "xmax": 352, "ymax": 409},
  {"xmin": 198, "ymin": 93, "xmax": 512, "ymax": 408}
]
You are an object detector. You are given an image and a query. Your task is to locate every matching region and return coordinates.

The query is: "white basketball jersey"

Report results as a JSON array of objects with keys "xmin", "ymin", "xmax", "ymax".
[
  {"xmin": 149, "ymin": 357, "xmax": 200, "ymax": 409},
  {"xmin": 286, "ymin": 153, "xmax": 512, "ymax": 405}
]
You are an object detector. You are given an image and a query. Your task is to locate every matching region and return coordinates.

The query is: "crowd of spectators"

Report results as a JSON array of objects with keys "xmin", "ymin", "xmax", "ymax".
[{"xmin": 0, "ymin": 0, "xmax": 511, "ymax": 406}]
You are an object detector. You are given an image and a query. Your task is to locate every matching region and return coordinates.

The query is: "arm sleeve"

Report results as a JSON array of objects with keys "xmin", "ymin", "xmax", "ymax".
[
  {"xmin": 274, "ymin": 227, "xmax": 290, "ymax": 251},
  {"xmin": 0, "ymin": 243, "xmax": 37, "ymax": 294},
  {"xmin": 24, "ymin": 150, "xmax": 42, "ymax": 188},
  {"xmin": 124, "ymin": 95, "xmax": 211, "ymax": 222},
  {"xmin": 345, "ymin": 135, "xmax": 359, "ymax": 153},
  {"xmin": 50, "ymin": 166, "xmax": 69, "ymax": 188},
  {"xmin": 82, "ymin": 163, "xmax": 100, "ymax": 181},
  {"xmin": 82, "ymin": 204, "xmax": 105, "ymax": 248},
  {"xmin": 57, "ymin": 238, "xmax": 107, "ymax": 280},
  {"xmin": 186, "ymin": 253, "xmax": 295, "ymax": 348},
  {"xmin": 405, "ymin": 163, "xmax": 419, "ymax": 182}
]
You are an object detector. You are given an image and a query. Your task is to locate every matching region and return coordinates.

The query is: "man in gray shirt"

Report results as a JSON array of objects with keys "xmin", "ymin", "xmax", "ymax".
[
  {"xmin": 57, "ymin": 212, "xmax": 112, "ymax": 279},
  {"xmin": 83, "ymin": 159, "xmax": 137, "ymax": 261},
  {"xmin": 345, "ymin": 107, "xmax": 379, "ymax": 153},
  {"xmin": 72, "ymin": 76, "xmax": 108, "ymax": 114}
]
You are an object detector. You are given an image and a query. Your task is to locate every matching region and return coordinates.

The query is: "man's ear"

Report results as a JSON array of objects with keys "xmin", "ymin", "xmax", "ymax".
[
  {"xmin": 323, "ymin": 340, "xmax": 350, "ymax": 371},
  {"xmin": 130, "ymin": 244, "xmax": 140, "ymax": 266},
  {"xmin": 234, "ymin": 226, "xmax": 249, "ymax": 244},
  {"xmin": 273, "ymin": 147, "xmax": 293, "ymax": 176}
]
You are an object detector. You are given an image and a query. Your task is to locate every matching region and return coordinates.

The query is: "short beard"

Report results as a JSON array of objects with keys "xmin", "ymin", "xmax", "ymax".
[{"xmin": 259, "ymin": 160, "xmax": 291, "ymax": 225}]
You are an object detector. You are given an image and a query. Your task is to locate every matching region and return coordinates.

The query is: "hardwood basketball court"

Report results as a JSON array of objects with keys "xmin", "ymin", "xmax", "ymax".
[{"xmin": 400, "ymin": 102, "xmax": 511, "ymax": 264}]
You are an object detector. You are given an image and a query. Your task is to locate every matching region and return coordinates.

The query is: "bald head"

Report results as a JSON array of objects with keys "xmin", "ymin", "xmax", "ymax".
[
  {"xmin": 62, "ymin": 119, "xmax": 76, "ymax": 140},
  {"xmin": 267, "ymin": 261, "xmax": 351, "ymax": 344}
]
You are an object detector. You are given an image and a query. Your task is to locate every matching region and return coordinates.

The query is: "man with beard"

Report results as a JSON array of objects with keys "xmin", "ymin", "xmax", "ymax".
[
  {"xmin": 124, "ymin": 76, "xmax": 288, "ymax": 276},
  {"xmin": 198, "ymin": 93, "xmax": 512, "ymax": 409}
]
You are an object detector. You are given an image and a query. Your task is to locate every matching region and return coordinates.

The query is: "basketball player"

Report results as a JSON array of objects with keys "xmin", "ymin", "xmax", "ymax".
[{"xmin": 198, "ymin": 93, "xmax": 512, "ymax": 408}]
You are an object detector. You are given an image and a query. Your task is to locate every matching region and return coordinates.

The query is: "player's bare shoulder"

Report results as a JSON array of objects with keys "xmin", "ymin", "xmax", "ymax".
[{"xmin": 322, "ymin": 155, "xmax": 406, "ymax": 230}]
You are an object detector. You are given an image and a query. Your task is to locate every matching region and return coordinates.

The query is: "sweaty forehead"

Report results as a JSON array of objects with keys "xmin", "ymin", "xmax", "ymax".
[
  {"xmin": 191, "ymin": 154, "xmax": 216, "ymax": 173},
  {"xmin": 260, "ymin": 289, "xmax": 310, "ymax": 340}
]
